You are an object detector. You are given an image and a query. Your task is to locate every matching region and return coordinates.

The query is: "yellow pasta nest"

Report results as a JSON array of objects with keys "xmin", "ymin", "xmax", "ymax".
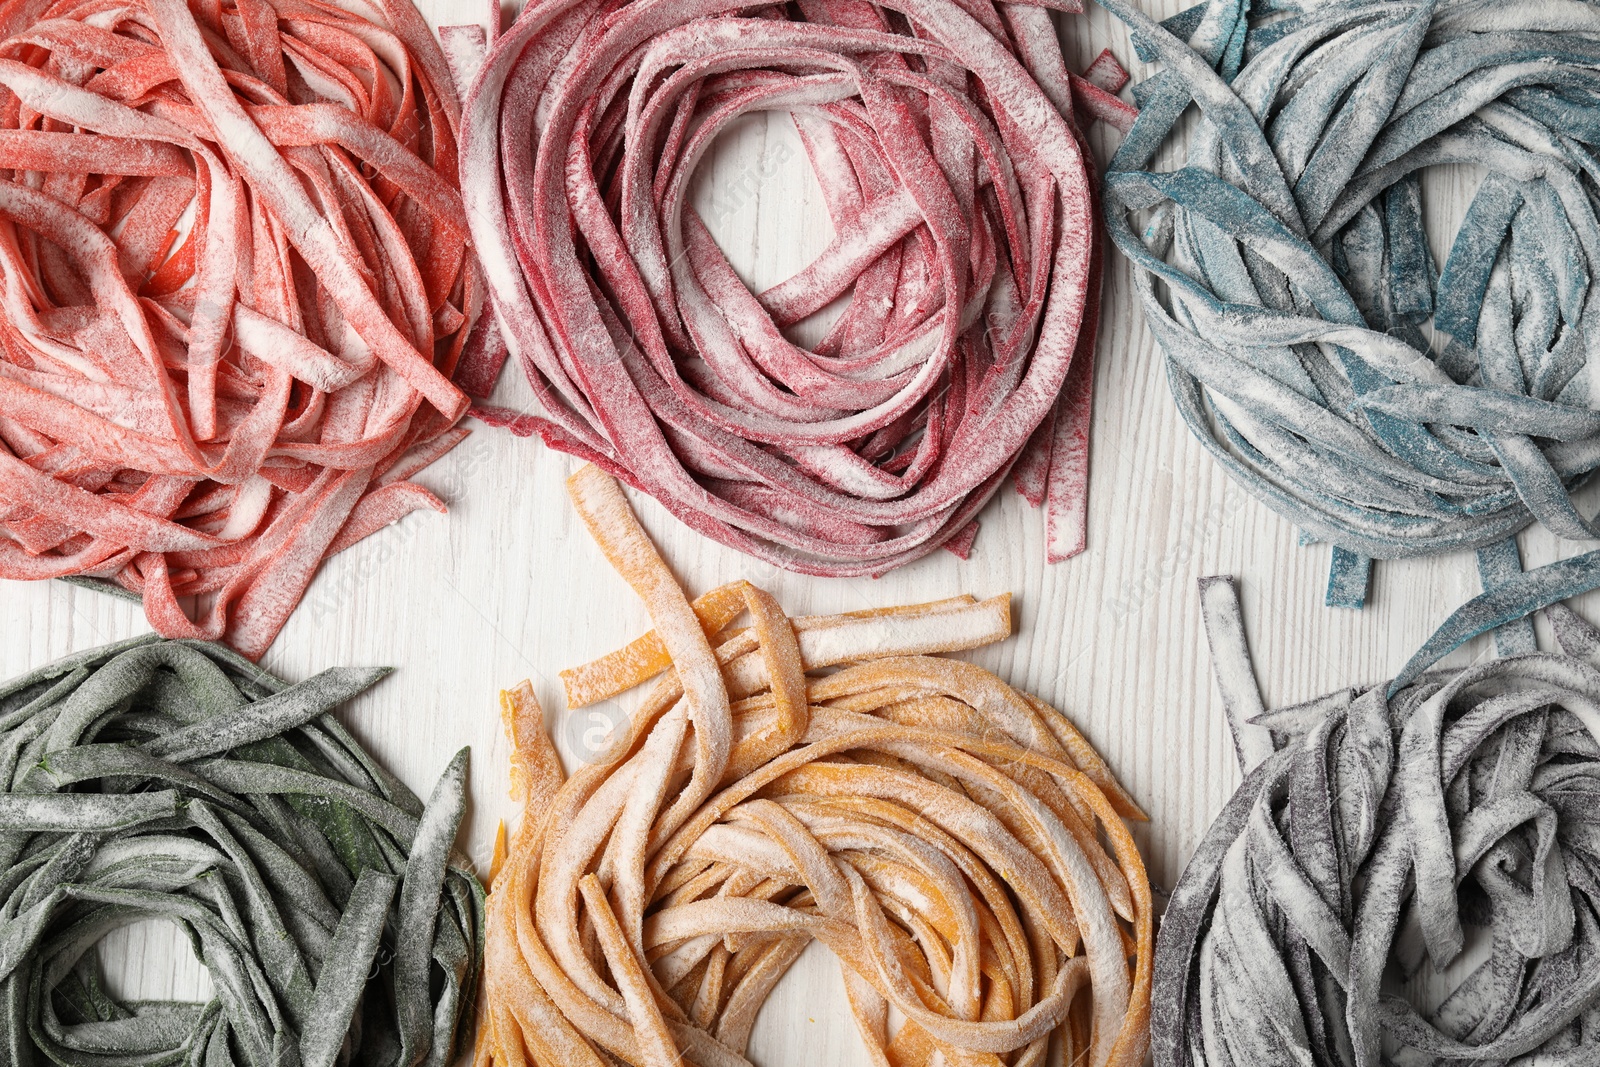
[{"xmin": 475, "ymin": 465, "xmax": 1153, "ymax": 1067}]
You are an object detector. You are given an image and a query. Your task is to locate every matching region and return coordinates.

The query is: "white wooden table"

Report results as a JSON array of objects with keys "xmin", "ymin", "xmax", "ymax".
[{"xmin": 5, "ymin": 1, "xmax": 1592, "ymax": 1060}]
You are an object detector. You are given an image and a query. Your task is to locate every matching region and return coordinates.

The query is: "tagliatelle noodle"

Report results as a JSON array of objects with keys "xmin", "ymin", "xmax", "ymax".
[
  {"xmin": 0, "ymin": 0, "xmax": 478, "ymax": 657},
  {"xmin": 456, "ymin": 0, "xmax": 1137, "ymax": 576},
  {"xmin": 1099, "ymin": 0, "xmax": 1600, "ymax": 610},
  {"xmin": 0, "ymin": 635, "xmax": 485, "ymax": 1066},
  {"xmin": 474, "ymin": 464, "xmax": 1152, "ymax": 1067},
  {"xmin": 1160, "ymin": 574, "xmax": 1600, "ymax": 1066}
]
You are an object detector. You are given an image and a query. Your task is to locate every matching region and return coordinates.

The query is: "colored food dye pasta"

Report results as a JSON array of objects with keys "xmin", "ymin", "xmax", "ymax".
[
  {"xmin": 0, "ymin": 0, "xmax": 479, "ymax": 657},
  {"xmin": 0, "ymin": 635, "xmax": 484, "ymax": 1066},
  {"xmin": 458, "ymin": 0, "xmax": 1135, "ymax": 575},
  {"xmin": 473, "ymin": 464, "xmax": 1154, "ymax": 1067},
  {"xmin": 1100, "ymin": 0, "xmax": 1600, "ymax": 608},
  {"xmin": 1158, "ymin": 573, "xmax": 1600, "ymax": 1065}
]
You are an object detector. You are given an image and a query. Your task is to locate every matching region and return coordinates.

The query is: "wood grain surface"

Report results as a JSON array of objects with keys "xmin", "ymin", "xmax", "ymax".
[{"xmin": 5, "ymin": 1, "xmax": 1594, "ymax": 1062}]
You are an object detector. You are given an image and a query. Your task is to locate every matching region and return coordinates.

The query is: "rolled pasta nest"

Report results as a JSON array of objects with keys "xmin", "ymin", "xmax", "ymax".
[
  {"xmin": 1101, "ymin": 0, "xmax": 1600, "ymax": 609},
  {"xmin": 460, "ymin": 0, "xmax": 1139, "ymax": 576},
  {"xmin": 0, "ymin": 0, "xmax": 479, "ymax": 657},
  {"xmin": 473, "ymin": 465, "xmax": 1154, "ymax": 1067},
  {"xmin": 0, "ymin": 635, "xmax": 484, "ymax": 1067},
  {"xmin": 1161, "ymin": 575, "xmax": 1600, "ymax": 1066}
]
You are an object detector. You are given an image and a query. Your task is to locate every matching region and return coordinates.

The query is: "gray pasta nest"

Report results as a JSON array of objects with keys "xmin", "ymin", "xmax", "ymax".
[
  {"xmin": 0, "ymin": 634, "xmax": 483, "ymax": 1067},
  {"xmin": 1159, "ymin": 578, "xmax": 1600, "ymax": 1066}
]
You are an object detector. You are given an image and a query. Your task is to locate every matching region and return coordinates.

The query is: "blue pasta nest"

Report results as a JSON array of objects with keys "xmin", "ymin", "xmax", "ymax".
[
  {"xmin": 0, "ymin": 635, "xmax": 483, "ymax": 1067},
  {"xmin": 1101, "ymin": 0, "xmax": 1600, "ymax": 609}
]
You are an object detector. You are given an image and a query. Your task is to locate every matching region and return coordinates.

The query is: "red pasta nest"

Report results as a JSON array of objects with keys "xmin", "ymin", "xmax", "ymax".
[
  {"xmin": 461, "ymin": 0, "xmax": 1134, "ymax": 577},
  {"xmin": 0, "ymin": 0, "xmax": 477, "ymax": 657}
]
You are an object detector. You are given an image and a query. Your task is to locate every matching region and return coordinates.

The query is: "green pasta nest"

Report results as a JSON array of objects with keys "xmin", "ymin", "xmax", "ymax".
[{"xmin": 0, "ymin": 634, "xmax": 484, "ymax": 1067}]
